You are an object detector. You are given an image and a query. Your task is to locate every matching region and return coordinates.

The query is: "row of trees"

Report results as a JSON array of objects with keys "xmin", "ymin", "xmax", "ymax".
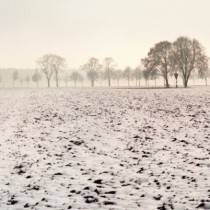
[
  {"xmin": 9, "ymin": 63, "xmax": 209, "ymax": 88},
  {"xmin": 35, "ymin": 55, "xmax": 120, "ymax": 87},
  {"xmin": 35, "ymin": 55, "xmax": 158, "ymax": 88},
  {"xmin": 1, "ymin": 36, "xmax": 208, "ymax": 88},
  {"xmin": 36, "ymin": 36, "xmax": 208, "ymax": 88},
  {"xmin": 12, "ymin": 70, "xmax": 41, "ymax": 87},
  {"xmin": 11, "ymin": 69, "xmax": 85, "ymax": 88}
]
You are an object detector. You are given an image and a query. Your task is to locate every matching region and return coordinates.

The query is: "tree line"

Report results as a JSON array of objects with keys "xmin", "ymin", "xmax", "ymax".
[
  {"xmin": 0, "ymin": 36, "xmax": 209, "ymax": 88},
  {"xmin": 10, "ymin": 68, "xmax": 85, "ymax": 88}
]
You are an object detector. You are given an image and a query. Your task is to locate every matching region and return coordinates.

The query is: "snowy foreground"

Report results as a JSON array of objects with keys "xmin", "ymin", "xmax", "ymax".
[{"xmin": 0, "ymin": 87, "xmax": 210, "ymax": 210}]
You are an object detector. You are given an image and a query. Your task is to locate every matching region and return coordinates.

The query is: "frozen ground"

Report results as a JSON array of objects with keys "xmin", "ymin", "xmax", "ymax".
[{"xmin": 0, "ymin": 87, "xmax": 210, "ymax": 210}]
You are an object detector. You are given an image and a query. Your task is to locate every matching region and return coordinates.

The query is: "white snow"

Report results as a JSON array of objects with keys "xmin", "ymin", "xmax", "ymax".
[{"xmin": 0, "ymin": 87, "xmax": 210, "ymax": 210}]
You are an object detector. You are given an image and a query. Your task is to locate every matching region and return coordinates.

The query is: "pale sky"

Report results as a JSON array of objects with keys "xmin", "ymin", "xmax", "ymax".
[{"xmin": 0, "ymin": 0, "xmax": 209, "ymax": 69}]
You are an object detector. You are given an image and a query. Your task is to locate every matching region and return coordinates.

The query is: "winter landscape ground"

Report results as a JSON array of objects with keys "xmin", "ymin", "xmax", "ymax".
[{"xmin": 0, "ymin": 87, "xmax": 210, "ymax": 210}]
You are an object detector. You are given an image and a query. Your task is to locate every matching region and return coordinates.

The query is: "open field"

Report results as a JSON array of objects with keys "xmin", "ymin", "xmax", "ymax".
[{"xmin": 0, "ymin": 87, "xmax": 210, "ymax": 210}]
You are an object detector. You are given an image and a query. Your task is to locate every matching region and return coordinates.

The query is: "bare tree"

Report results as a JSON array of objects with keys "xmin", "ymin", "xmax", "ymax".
[
  {"xmin": 12, "ymin": 70, "xmax": 19, "ymax": 87},
  {"xmin": 63, "ymin": 73, "xmax": 70, "ymax": 87},
  {"xmin": 25, "ymin": 75, "xmax": 30, "ymax": 87},
  {"xmin": 32, "ymin": 70, "xmax": 42, "ymax": 88},
  {"xmin": 123, "ymin": 66, "xmax": 132, "ymax": 86},
  {"xmin": 81, "ymin": 57, "xmax": 101, "ymax": 87},
  {"xmin": 113, "ymin": 69, "xmax": 123, "ymax": 86},
  {"xmin": 36, "ymin": 54, "xmax": 53, "ymax": 87},
  {"xmin": 103, "ymin": 57, "xmax": 115, "ymax": 87},
  {"xmin": 36, "ymin": 54, "xmax": 66, "ymax": 87},
  {"xmin": 51, "ymin": 55, "xmax": 66, "ymax": 87},
  {"xmin": 172, "ymin": 36, "xmax": 209, "ymax": 88},
  {"xmin": 142, "ymin": 41, "xmax": 172, "ymax": 88},
  {"xmin": 70, "ymin": 71, "xmax": 82, "ymax": 87}
]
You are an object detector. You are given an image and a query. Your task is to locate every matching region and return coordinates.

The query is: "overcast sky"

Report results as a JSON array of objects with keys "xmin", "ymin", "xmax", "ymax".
[{"xmin": 0, "ymin": 0, "xmax": 209, "ymax": 69}]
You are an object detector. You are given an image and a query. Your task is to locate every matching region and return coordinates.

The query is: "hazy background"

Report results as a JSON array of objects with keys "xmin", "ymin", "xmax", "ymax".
[{"xmin": 0, "ymin": 0, "xmax": 209, "ymax": 70}]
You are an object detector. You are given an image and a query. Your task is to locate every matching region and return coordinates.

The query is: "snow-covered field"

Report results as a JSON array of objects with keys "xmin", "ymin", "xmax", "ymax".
[{"xmin": 0, "ymin": 87, "xmax": 210, "ymax": 210}]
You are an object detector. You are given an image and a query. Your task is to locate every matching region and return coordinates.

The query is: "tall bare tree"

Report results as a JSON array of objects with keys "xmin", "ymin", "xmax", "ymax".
[
  {"xmin": 80, "ymin": 57, "xmax": 101, "ymax": 87},
  {"xmin": 103, "ymin": 57, "xmax": 115, "ymax": 87},
  {"xmin": 37, "ymin": 54, "xmax": 66, "ymax": 87},
  {"xmin": 142, "ymin": 41, "xmax": 172, "ymax": 88},
  {"xmin": 36, "ymin": 54, "xmax": 53, "ymax": 87},
  {"xmin": 172, "ymin": 36, "xmax": 209, "ymax": 88},
  {"xmin": 51, "ymin": 55, "xmax": 66, "ymax": 87}
]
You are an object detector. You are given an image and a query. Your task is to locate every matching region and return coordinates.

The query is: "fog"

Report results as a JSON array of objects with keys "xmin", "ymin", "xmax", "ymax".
[{"xmin": 0, "ymin": 0, "xmax": 210, "ymax": 69}]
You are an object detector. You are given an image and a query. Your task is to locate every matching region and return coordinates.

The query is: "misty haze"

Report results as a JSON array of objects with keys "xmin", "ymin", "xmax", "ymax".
[{"xmin": 0, "ymin": 1, "xmax": 210, "ymax": 210}]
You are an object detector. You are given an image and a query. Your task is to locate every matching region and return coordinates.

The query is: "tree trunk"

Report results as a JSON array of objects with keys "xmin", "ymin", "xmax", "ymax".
[
  {"xmin": 165, "ymin": 76, "xmax": 169, "ymax": 88},
  {"xmin": 184, "ymin": 79, "xmax": 188, "ymax": 88}
]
